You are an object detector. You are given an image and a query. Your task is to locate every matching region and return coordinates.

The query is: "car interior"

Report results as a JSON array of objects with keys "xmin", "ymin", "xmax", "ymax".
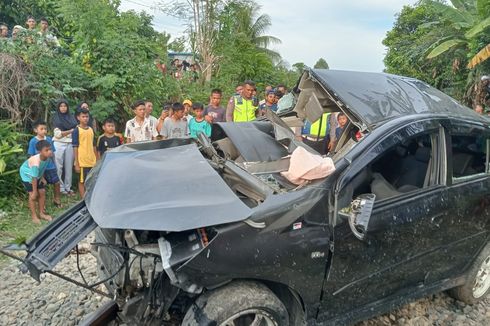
[
  {"xmin": 451, "ymin": 135, "xmax": 487, "ymax": 178},
  {"xmin": 337, "ymin": 134, "xmax": 436, "ymax": 209},
  {"xmin": 339, "ymin": 133, "xmax": 489, "ymax": 212}
]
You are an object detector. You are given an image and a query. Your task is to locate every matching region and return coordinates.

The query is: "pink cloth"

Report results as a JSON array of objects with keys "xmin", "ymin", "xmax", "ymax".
[{"xmin": 281, "ymin": 146, "xmax": 336, "ymax": 185}]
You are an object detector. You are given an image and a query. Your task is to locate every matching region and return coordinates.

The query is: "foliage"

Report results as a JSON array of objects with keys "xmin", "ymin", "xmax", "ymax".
[
  {"xmin": 468, "ymin": 44, "xmax": 490, "ymax": 68},
  {"xmin": 0, "ymin": 121, "xmax": 26, "ymax": 206},
  {"xmin": 221, "ymin": 2, "xmax": 282, "ymax": 63},
  {"xmin": 0, "ymin": 193, "xmax": 79, "ymax": 266},
  {"xmin": 0, "ymin": 0, "xmax": 63, "ymax": 31},
  {"xmin": 1, "ymin": 37, "xmax": 89, "ymax": 125},
  {"xmin": 421, "ymin": 0, "xmax": 490, "ymax": 70},
  {"xmin": 158, "ymin": 0, "xmax": 285, "ymax": 84},
  {"xmin": 55, "ymin": 0, "xmax": 174, "ymax": 124},
  {"xmin": 292, "ymin": 62, "xmax": 306, "ymax": 74},
  {"xmin": 384, "ymin": 1, "xmax": 490, "ymax": 106},
  {"xmin": 314, "ymin": 58, "xmax": 329, "ymax": 69},
  {"xmin": 383, "ymin": 3, "xmax": 471, "ymax": 102}
]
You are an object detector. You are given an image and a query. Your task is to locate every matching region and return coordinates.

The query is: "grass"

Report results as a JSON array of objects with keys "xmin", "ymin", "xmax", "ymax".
[{"xmin": 0, "ymin": 190, "xmax": 80, "ymax": 267}]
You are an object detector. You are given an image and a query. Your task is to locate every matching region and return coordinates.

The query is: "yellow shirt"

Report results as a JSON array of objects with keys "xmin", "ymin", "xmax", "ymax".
[{"xmin": 73, "ymin": 126, "xmax": 96, "ymax": 167}]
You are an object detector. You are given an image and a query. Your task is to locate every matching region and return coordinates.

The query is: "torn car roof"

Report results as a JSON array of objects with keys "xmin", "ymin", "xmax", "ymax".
[
  {"xmin": 308, "ymin": 69, "xmax": 486, "ymax": 130},
  {"xmin": 84, "ymin": 143, "xmax": 252, "ymax": 231}
]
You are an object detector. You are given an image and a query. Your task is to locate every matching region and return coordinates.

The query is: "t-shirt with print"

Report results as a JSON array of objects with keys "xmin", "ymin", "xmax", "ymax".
[
  {"xmin": 20, "ymin": 154, "xmax": 49, "ymax": 183},
  {"xmin": 189, "ymin": 118, "xmax": 212, "ymax": 138},
  {"xmin": 27, "ymin": 136, "xmax": 56, "ymax": 170},
  {"xmin": 124, "ymin": 117, "xmax": 158, "ymax": 142},
  {"xmin": 148, "ymin": 115, "xmax": 158, "ymax": 127},
  {"xmin": 160, "ymin": 118, "xmax": 189, "ymax": 139},
  {"xmin": 72, "ymin": 126, "xmax": 97, "ymax": 168},
  {"xmin": 97, "ymin": 134, "xmax": 122, "ymax": 156},
  {"xmin": 204, "ymin": 106, "xmax": 226, "ymax": 122}
]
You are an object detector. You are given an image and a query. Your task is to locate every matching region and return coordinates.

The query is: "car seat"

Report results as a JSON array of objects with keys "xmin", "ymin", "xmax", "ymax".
[{"xmin": 394, "ymin": 146, "xmax": 431, "ymax": 189}]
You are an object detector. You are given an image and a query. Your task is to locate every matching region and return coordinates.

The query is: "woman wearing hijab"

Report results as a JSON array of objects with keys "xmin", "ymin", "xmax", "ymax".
[{"xmin": 52, "ymin": 99, "xmax": 77, "ymax": 195}]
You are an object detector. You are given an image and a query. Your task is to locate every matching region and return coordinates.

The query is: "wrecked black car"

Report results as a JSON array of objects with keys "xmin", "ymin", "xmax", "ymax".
[{"xmin": 7, "ymin": 69, "xmax": 490, "ymax": 325}]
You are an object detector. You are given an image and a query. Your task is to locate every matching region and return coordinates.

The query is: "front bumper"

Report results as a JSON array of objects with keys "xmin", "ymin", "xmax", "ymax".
[{"xmin": 24, "ymin": 201, "xmax": 97, "ymax": 281}]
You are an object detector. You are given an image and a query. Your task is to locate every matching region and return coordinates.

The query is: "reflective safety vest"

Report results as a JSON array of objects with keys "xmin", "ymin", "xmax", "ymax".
[
  {"xmin": 309, "ymin": 113, "xmax": 330, "ymax": 138},
  {"xmin": 233, "ymin": 96, "xmax": 258, "ymax": 122}
]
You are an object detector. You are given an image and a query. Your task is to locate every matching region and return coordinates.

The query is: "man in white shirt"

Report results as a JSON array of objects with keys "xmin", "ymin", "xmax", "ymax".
[{"xmin": 125, "ymin": 100, "xmax": 158, "ymax": 143}]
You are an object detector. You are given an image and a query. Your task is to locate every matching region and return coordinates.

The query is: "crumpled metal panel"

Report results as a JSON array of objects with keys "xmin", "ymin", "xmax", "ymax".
[
  {"xmin": 84, "ymin": 143, "xmax": 251, "ymax": 231},
  {"xmin": 216, "ymin": 122, "xmax": 289, "ymax": 162},
  {"xmin": 310, "ymin": 69, "xmax": 486, "ymax": 130}
]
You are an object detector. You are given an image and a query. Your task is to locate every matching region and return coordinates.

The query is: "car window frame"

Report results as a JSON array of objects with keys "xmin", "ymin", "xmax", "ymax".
[
  {"xmin": 334, "ymin": 120, "xmax": 447, "ymax": 225},
  {"xmin": 448, "ymin": 122, "xmax": 490, "ymax": 185}
]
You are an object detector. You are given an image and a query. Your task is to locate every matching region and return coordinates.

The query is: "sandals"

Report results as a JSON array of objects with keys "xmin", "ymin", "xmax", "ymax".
[{"xmin": 53, "ymin": 201, "xmax": 63, "ymax": 208}]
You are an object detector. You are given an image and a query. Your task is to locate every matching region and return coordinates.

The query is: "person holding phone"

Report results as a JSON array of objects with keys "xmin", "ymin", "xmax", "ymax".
[{"xmin": 157, "ymin": 102, "xmax": 172, "ymax": 134}]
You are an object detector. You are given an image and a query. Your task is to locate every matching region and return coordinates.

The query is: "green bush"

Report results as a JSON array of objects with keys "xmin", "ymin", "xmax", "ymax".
[{"xmin": 0, "ymin": 121, "xmax": 27, "ymax": 208}]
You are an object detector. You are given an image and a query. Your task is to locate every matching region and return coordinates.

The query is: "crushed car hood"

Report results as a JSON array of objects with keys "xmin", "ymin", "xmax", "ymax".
[
  {"xmin": 84, "ymin": 143, "xmax": 252, "ymax": 231},
  {"xmin": 216, "ymin": 121, "xmax": 289, "ymax": 161},
  {"xmin": 300, "ymin": 69, "xmax": 486, "ymax": 131}
]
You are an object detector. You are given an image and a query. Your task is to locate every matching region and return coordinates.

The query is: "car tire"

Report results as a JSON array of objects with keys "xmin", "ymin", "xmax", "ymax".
[
  {"xmin": 182, "ymin": 281, "xmax": 290, "ymax": 326},
  {"xmin": 448, "ymin": 243, "xmax": 490, "ymax": 304}
]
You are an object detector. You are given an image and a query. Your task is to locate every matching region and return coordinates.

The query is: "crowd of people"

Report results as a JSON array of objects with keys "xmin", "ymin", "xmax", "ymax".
[
  {"xmin": 18, "ymin": 80, "xmax": 300, "ymax": 224},
  {"xmin": 0, "ymin": 15, "xmax": 60, "ymax": 48}
]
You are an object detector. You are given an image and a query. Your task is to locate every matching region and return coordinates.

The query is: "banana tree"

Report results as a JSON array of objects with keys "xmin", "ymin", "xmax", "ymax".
[{"xmin": 423, "ymin": 0, "xmax": 490, "ymax": 68}]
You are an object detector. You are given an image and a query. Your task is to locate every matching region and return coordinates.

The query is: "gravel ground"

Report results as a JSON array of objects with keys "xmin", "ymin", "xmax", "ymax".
[{"xmin": 0, "ymin": 247, "xmax": 488, "ymax": 325}]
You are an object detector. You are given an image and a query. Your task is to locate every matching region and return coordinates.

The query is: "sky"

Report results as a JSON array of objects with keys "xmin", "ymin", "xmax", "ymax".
[{"xmin": 119, "ymin": 0, "xmax": 419, "ymax": 72}]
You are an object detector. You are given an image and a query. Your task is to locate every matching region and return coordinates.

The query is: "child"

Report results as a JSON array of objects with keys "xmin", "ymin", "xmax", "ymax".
[
  {"xmin": 160, "ymin": 103, "xmax": 189, "ymax": 139},
  {"xmin": 20, "ymin": 140, "xmax": 53, "ymax": 224},
  {"xmin": 189, "ymin": 102, "xmax": 212, "ymax": 138},
  {"xmin": 97, "ymin": 117, "xmax": 122, "ymax": 159},
  {"xmin": 72, "ymin": 108, "xmax": 97, "ymax": 198},
  {"xmin": 27, "ymin": 120, "xmax": 62, "ymax": 208},
  {"xmin": 182, "ymin": 99, "xmax": 193, "ymax": 123},
  {"xmin": 336, "ymin": 112, "xmax": 348, "ymax": 140}
]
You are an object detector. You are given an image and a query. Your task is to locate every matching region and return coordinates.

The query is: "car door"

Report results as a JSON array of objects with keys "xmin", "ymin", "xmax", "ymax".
[
  {"xmin": 318, "ymin": 120, "xmax": 450, "ymax": 322},
  {"xmin": 429, "ymin": 121, "xmax": 490, "ymax": 283}
]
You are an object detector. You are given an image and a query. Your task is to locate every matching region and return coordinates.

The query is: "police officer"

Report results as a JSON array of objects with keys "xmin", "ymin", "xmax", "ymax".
[
  {"xmin": 226, "ymin": 80, "xmax": 259, "ymax": 122},
  {"xmin": 302, "ymin": 112, "xmax": 331, "ymax": 154}
]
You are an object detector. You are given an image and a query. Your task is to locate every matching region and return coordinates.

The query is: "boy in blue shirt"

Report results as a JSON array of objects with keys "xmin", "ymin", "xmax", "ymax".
[
  {"xmin": 189, "ymin": 102, "xmax": 211, "ymax": 138},
  {"xmin": 20, "ymin": 140, "xmax": 53, "ymax": 224},
  {"xmin": 27, "ymin": 120, "xmax": 61, "ymax": 208},
  {"xmin": 335, "ymin": 112, "xmax": 348, "ymax": 140}
]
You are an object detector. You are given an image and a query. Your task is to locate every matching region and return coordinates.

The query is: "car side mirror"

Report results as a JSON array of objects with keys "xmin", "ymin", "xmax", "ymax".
[{"xmin": 348, "ymin": 193, "xmax": 376, "ymax": 241}]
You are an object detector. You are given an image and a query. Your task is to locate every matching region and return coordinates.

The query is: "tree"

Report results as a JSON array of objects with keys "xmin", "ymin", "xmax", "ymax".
[
  {"xmin": 292, "ymin": 62, "xmax": 306, "ymax": 73},
  {"xmin": 383, "ymin": 3, "xmax": 469, "ymax": 100},
  {"xmin": 158, "ymin": 0, "xmax": 226, "ymax": 83},
  {"xmin": 384, "ymin": 1, "xmax": 490, "ymax": 105},
  {"xmin": 0, "ymin": 0, "xmax": 62, "ymax": 30},
  {"xmin": 422, "ymin": 0, "xmax": 490, "ymax": 69},
  {"xmin": 313, "ymin": 58, "xmax": 329, "ymax": 69},
  {"xmin": 158, "ymin": 0, "xmax": 281, "ymax": 83},
  {"xmin": 226, "ymin": 2, "xmax": 282, "ymax": 62}
]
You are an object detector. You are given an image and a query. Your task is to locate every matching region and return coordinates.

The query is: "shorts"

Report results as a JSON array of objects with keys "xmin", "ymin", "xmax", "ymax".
[
  {"xmin": 79, "ymin": 167, "xmax": 92, "ymax": 184},
  {"xmin": 22, "ymin": 180, "xmax": 46, "ymax": 193},
  {"xmin": 44, "ymin": 168, "xmax": 60, "ymax": 184}
]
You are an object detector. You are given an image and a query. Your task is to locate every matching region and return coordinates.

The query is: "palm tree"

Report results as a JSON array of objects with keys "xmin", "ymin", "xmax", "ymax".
[
  {"xmin": 423, "ymin": 0, "xmax": 490, "ymax": 69},
  {"xmin": 231, "ymin": 3, "xmax": 282, "ymax": 62}
]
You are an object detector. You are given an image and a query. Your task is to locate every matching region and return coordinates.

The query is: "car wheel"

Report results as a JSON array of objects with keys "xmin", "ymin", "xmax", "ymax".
[
  {"xmin": 182, "ymin": 281, "xmax": 290, "ymax": 326},
  {"xmin": 449, "ymin": 243, "xmax": 490, "ymax": 304}
]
